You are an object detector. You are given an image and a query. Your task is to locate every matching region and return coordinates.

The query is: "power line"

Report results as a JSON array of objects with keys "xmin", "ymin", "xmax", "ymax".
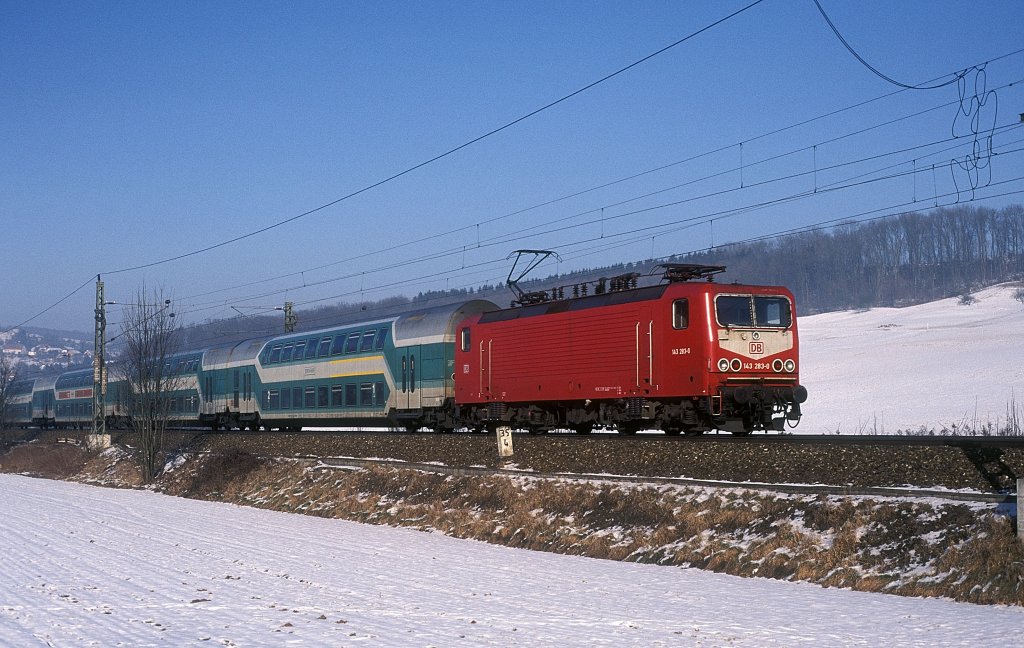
[
  {"xmin": 812, "ymin": 0, "xmax": 970, "ymax": 91},
  {"xmin": 176, "ymin": 84, "xmax": 1021, "ymax": 307},
  {"xmin": 174, "ymin": 131, "xmax": 1024, "ymax": 319},
  {"xmin": 99, "ymin": 0, "xmax": 768, "ymax": 278}
]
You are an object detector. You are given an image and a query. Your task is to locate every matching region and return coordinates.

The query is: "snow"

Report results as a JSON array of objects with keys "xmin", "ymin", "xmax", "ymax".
[
  {"xmin": 2, "ymin": 474, "xmax": 1022, "ymax": 646},
  {"xmin": 798, "ymin": 283, "xmax": 1024, "ymax": 434}
]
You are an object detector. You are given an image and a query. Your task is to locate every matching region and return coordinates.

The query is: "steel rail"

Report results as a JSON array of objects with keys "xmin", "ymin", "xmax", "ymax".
[{"xmin": 310, "ymin": 456, "xmax": 1017, "ymax": 506}]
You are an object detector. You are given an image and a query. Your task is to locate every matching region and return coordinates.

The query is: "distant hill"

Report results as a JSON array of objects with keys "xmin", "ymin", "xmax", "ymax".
[{"xmin": 1, "ymin": 325, "xmax": 91, "ymax": 375}]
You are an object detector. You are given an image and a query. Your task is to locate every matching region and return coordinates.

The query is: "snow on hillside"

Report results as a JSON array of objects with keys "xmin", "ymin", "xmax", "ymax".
[
  {"xmin": 2, "ymin": 473, "xmax": 1022, "ymax": 647},
  {"xmin": 798, "ymin": 283, "xmax": 1024, "ymax": 434}
]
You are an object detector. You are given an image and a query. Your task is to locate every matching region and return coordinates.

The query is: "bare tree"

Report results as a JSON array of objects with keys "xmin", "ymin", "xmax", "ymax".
[
  {"xmin": 0, "ymin": 352, "xmax": 22, "ymax": 439},
  {"xmin": 119, "ymin": 286, "xmax": 181, "ymax": 483}
]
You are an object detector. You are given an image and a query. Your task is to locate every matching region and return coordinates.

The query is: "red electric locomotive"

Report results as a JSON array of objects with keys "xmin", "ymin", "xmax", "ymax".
[{"xmin": 453, "ymin": 264, "xmax": 806, "ymax": 435}]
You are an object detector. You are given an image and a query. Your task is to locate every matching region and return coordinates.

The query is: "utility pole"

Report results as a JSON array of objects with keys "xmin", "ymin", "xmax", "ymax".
[
  {"xmin": 92, "ymin": 275, "xmax": 107, "ymax": 436},
  {"xmin": 283, "ymin": 301, "xmax": 297, "ymax": 332}
]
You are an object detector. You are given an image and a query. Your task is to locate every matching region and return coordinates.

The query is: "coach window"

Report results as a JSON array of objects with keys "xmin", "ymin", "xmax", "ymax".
[
  {"xmin": 306, "ymin": 338, "xmax": 320, "ymax": 359},
  {"xmin": 269, "ymin": 345, "xmax": 282, "ymax": 363},
  {"xmin": 317, "ymin": 337, "xmax": 332, "ymax": 357},
  {"xmin": 268, "ymin": 390, "xmax": 280, "ymax": 410},
  {"xmin": 345, "ymin": 383, "xmax": 357, "ymax": 407},
  {"xmin": 281, "ymin": 388, "xmax": 291, "ymax": 409},
  {"xmin": 318, "ymin": 385, "xmax": 329, "ymax": 408},
  {"xmin": 360, "ymin": 330, "xmax": 376, "ymax": 352},
  {"xmin": 292, "ymin": 387, "xmax": 302, "ymax": 408},
  {"xmin": 293, "ymin": 340, "xmax": 305, "ymax": 359},
  {"xmin": 344, "ymin": 332, "xmax": 361, "ymax": 354},
  {"xmin": 331, "ymin": 385, "xmax": 344, "ymax": 408},
  {"xmin": 281, "ymin": 344, "xmax": 294, "ymax": 363},
  {"xmin": 304, "ymin": 387, "xmax": 316, "ymax": 408},
  {"xmin": 672, "ymin": 299, "xmax": 689, "ymax": 330},
  {"xmin": 461, "ymin": 327, "xmax": 471, "ymax": 352},
  {"xmin": 374, "ymin": 328, "xmax": 388, "ymax": 350},
  {"xmin": 360, "ymin": 383, "xmax": 374, "ymax": 406},
  {"xmin": 331, "ymin": 334, "xmax": 346, "ymax": 355},
  {"xmin": 374, "ymin": 381, "xmax": 387, "ymax": 406}
]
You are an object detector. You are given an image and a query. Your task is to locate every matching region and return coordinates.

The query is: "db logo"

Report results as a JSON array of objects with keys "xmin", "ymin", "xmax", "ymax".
[{"xmin": 749, "ymin": 341, "xmax": 764, "ymax": 355}]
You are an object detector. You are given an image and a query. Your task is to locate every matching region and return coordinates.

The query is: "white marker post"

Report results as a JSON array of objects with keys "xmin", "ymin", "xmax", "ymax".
[{"xmin": 496, "ymin": 426, "xmax": 514, "ymax": 458}]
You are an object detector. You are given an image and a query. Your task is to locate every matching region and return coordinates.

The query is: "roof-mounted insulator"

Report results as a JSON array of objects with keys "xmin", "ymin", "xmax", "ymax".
[{"xmin": 660, "ymin": 263, "xmax": 727, "ymax": 283}]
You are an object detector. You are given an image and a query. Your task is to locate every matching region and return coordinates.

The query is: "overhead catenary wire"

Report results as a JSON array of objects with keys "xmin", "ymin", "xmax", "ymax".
[
  {"xmin": 13, "ymin": 32, "xmax": 1023, "ymax": 332},
  {"xmin": 812, "ymin": 0, "xmax": 972, "ymax": 91},
  {"xmin": 172, "ymin": 137, "xmax": 1024, "ymax": 327},
  {"xmin": 174, "ymin": 123, "xmax": 1024, "ymax": 314},
  {"xmin": 175, "ymin": 82, "xmax": 1022, "ymax": 307},
  {"xmin": 97, "ymin": 0, "xmax": 768, "ymax": 278}
]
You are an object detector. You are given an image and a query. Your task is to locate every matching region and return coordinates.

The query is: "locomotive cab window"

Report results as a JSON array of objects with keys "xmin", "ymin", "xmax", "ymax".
[
  {"xmin": 460, "ymin": 327, "xmax": 471, "ymax": 352},
  {"xmin": 715, "ymin": 296, "xmax": 754, "ymax": 327},
  {"xmin": 716, "ymin": 295, "xmax": 792, "ymax": 328},
  {"xmin": 754, "ymin": 296, "xmax": 792, "ymax": 328},
  {"xmin": 672, "ymin": 299, "xmax": 689, "ymax": 330}
]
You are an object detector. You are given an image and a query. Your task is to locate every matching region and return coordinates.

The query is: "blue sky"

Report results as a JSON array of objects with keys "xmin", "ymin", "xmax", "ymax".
[{"xmin": 2, "ymin": 0, "xmax": 1022, "ymax": 332}]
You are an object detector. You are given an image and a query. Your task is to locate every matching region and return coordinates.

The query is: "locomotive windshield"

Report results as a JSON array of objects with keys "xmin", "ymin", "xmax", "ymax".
[{"xmin": 715, "ymin": 295, "xmax": 792, "ymax": 328}]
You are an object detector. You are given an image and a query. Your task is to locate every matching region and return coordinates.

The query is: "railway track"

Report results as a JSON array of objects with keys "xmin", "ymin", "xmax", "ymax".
[
  {"xmin": 310, "ymin": 455, "xmax": 1017, "ymax": 506},
  {"xmin": 7, "ymin": 427, "xmax": 1023, "ymax": 494}
]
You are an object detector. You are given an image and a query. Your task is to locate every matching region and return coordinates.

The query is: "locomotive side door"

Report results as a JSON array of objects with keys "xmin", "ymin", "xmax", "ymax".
[
  {"xmin": 636, "ymin": 305, "xmax": 655, "ymax": 392},
  {"xmin": 400, "ymin": 345, "xmax": 422, "ymax": 411}
]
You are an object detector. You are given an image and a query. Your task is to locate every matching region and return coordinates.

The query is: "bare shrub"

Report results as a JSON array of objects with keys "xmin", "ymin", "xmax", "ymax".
[
  {"xmin": 0, "ymin": 443, "xmax": 94, "ymax": 478},
  {"xmin": 171, "ymin": 450, "xmax": 269, "ymax": 499}
]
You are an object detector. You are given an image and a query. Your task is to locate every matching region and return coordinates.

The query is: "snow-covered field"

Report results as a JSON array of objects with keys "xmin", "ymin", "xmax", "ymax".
[
  {"xmin": 798, "ymin": 283, "xmax": 1024, "ymax": 434},
  {"xmin": 2, "ymin": 474, "xmax": 1022, "ymax": 647}
]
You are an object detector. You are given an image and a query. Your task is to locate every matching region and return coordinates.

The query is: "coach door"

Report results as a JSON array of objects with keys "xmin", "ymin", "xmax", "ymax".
[
  {"xmin": 400, "ymin": 346, "xmax": 421, "ymax": 410},
  {"xmin": 236, "ymin": 367, "xmax": 256, "ymax": 416}
]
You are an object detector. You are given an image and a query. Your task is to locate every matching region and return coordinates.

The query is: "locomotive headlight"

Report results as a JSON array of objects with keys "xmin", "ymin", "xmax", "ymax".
[
  {"xmin": 730, "ymin": 358, "xmax": 743, "ymax": 372},
  {"xmin": 784, "ymin": 359, "xmax": 796, "ymax": 373},
  {"xmin": 717, "ymin": 358, "xmax": 730, "ymax": 372},
  {"xmin": 772, "ymin": 358, "xmax": 784, "ymax": 372}
]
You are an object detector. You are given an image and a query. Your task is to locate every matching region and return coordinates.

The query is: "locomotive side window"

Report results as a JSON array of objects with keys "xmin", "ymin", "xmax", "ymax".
[
  {"xmin": 460, "ymin": 327, "xmax": 471, "ymax": 352},
  {"xmin": 672, "ymin": 299, "xmax": 689, "ymax": 330},
  {"xmin": 715, "ymin": 295, "xmax": 754, "ymax": 327}
]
